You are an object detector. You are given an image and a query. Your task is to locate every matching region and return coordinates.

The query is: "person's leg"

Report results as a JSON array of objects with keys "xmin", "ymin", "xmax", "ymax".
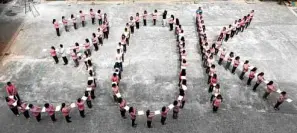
[
  {"xmin": 213, "ymin": 106, "xmax": 218, "ymax": 112},
  {"xmin": 56, "ymin": 28, "xmax": 60, "ymax": 36},
  {"xmin": 181, "ymin": 101, "xmax": 185, "ymax": 108},
  {"xmin": 94, "ymin": 43, "xmax": 99, "ymax": 51},
  {"xmin": 120, "ymin": 110, "xmax": 126, "ymax": 118},
  {"xmin": 36, "ymin": 113, "xmax": 41, "ymax": 122},
  {"xmin": 241, "ymin": 26, "xmax": 244, "ymax": 32},
  {"xmin": 143, "ymin": 19, "xmax": 146, "ymax": 26},
  {"xmin": 62, "ymin": 56, "xmax": 67, "ymax": 65},
  {"xmin": 208, "ymin": 85, "xmax": 213, "ymax": 93},
  {"xmin": 74, "ymin": 23, "xmax": 77, "ymax": 29},
  {"xmin": 75, "ymin": 59, "xmax": 79, "ymax": 67},
  {"xmin": 87, "ymin": 49, "xmax": 91, "ymax": 56},
  {"xmin": 80, "ymin": 110, "xmax": 85, "ymax": 118},
  {"xmin": 263, "ymin": 92, "xmax": 270, "ymax": 99},
  {"xmin": 50, "ymin": 114, "xmax": 56, "ymax": 121},
  {"xmin": 239, "ymin": 71, "xmax": 245, "ymax": 80},
  {"xmin": 65, "ymin": 115, "xmax": 71, "ymax": 123},
  {"xmin": 218, "ymin": 58, "xmax": 223, "ymax": 65},
  {"xmin": 87, "ymin": 100, "xmax": 93, "ymax": 108},
  {"xmin": 252, "ymin": 82, "xmax": 260, "ymax": 91},
  {"xmin": 153, "ymin": 19, "xmax": 156, "ymax": 25},
  {"xmin": 11, "ymin": 107, "xmax": 19, "ymax": 115},
  {"xmin": 161, "ymin": 116, "xmax": 166, "ymax": 125},
  {"xmin": 91, "ymin": 90, "xmax": 95, "ymax": 99},
  {"xmin": 82, "ymin": 21, "xmax": 85, "ymax": 27},
  {"xmin": 231, "ymin": 66, "xmax": 237, "ymax": 73},
  {"xmin": 53, "ymin": 56, "xmax": 59, "ymax": 64},
  {"xmin": 274, "ymin": 101, "xmax": 282, "ymax": 110},
  {"xmin": 210, "ymin": 95, "xmax": 215, "ymax": 102},
  {"xmin": 92, "ymin": 18, "xmax": 95, "ymax": 24},
  {"xmin": 147, "ymin": 121, "xmax": 152, "ymax": 128},
  {"xmin": 247, "ymin": 78, "xmax": 252, "ymax": 85},
  {"xmin": 225, "ymin": 62, "xmax": 231, "ymax": 70}
]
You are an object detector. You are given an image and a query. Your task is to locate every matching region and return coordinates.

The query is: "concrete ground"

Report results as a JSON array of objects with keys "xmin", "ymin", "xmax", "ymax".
[{"xmin": 0, "ymin": 1, "xmax": 297, "ymax": 133}]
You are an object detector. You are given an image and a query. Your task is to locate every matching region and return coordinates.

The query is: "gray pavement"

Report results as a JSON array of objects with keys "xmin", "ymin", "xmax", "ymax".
[{"xmin": 0, "ymin": 1, "xmax": 297, "ymax": 133}]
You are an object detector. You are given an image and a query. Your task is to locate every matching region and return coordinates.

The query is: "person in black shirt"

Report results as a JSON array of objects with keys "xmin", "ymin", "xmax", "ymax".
[{"xmin": 162, "ymin": 10, "xmax": 167, "ymax": 27}]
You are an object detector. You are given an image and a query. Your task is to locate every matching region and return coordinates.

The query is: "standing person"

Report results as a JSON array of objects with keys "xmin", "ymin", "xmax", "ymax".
[
  {"xmin": 263, "ymin": 81, "xmax": 276, "ymax": 99},
  {"xmin": 169, "ymin": 15, "xmax": 174, "ymax": 31},
  {"xmin": 162, "ymin": 10, "xmax": 167, "ymax": 27},
  {"xmin": 231, "ymin": 56, "xmax": 240, "ymax": 74},
  {"xmin": 87, "ymin": 75, "xmax": 96, "ymax": 99},
  {"xmin": 5, "ymin": 82, "xmax": 20, "ymax": 102},
  {"xmin": 236, "ymin": 19, "xmax": 241, "ymax": 35},
  {"xmin": 103, "ymin": 13, "xmax": 109, "ymax": 37},
  {"xmin": 62, "ymin": 16, "xmax": 69, "ymax": 32},
  {"xmin": 161, "ymin": 106, "xmax": 169, "ymax": 125},
  {"xmin": 212, "ymin": 94, "xmax": 223, "ymax": 113},
  {"xmin": 112, "ymin": 83, "xmax": 119, "ymax": 102},
  {"xmin": 274, "ymin": 91, "xmax": 287, "ymax": 110},
  {"xmin": 97, "ymin": 28, "xmax": 103, "ymax": 46},
  {"xmin": 102, "ymin": 21, "xmax": 108, "ymax": 39},
  {"xmin": 61, "ymin": 103, "xmax": 72, "ymax": 123},
  {"xmin": 218, "ymin": 48, "xmax": 226, "ymax": 65},
  {"xmin": 71, "ymin": 14, "xmax": 77, "ymax": 30},
  {"xmin": 5, "ymin": 96, "xmax": 19, "ymax": 116},
  {"xmin": 135, "ymin": 13, "xmax": 140, "ymax": 29},
  {"xmin": 208, "ymin": 74, "xmax": 218, "ymax": 93},
  {"xmin": 97, "ymin": 10, "xmax": 102, "ymax": 25},
  {"xmin": 152, "ymin": 9, "xmax": 158, "ymax": 25},
  {"xmin": 79, "ymin": 10, "xmax": 86, "ymax": 27},
  {"xmin": 249, "ymin": 10, "xmax": 254, "ymax": 24},
  {"xmin": 239, "ymin": 60, "xmax": 250, "ymax": 80},
  {"xmin": 123, "ymin": 28, "xmax": 130, "ymax": 46},
  {"xmin": 118, "ymin": 97, "xmax": 127, "ymax": 119},
  {"xmin": 210, "ymin": 84, "xmax": 220, "ymax": 102},
  {"xmin": 50, "ymin": 46, "xmax": 59, "ymax": 64},
  {"xmin": 245, "ymin": 14, "xmax": 250, "ymax": 29},
  {"xmin": 225, "ymin": 24, "xmax": 232, "ymax": 42},
  {"xmin": 111, "ymin": 73, "xmax": 119, "ymax": 84},
  {"xmin": 18, "ymin": 102, "xmax": 30, "ymax": 119},
  {"xmin": 252, "ymin": 72, "xmax": 265, "ymax": 91},
  {"xmin": 59, "ymin": 44, "xmax": 68, "ymax": 65},
  {"xmin": 231, "ymin": 20, "xmax": 237, "ymax": 38},
  {"xmin": 52, "ymin": 19, "xmax": 60, "ymax": 36},
  {"xmin": 208, "ymin": 64, "xmax": 216, "ymax": 84},
  {"xmin": 143, "ymin": 10, "xmax": 148, "ymax": 26},
  {"xmin": 225, "ymin": 52, "xmax": 234, "ymax": 70},
  {"xmin": 196, "ymin": 7, "xmax": 203, "ymax": 14},
  {"xmin": 172, "ymin": 100, "xmax": 179, "ymax": 119},
  {"xmin": 129, "ymin": 107, "xmax": 137, "ymax": 127},
  {"xmin": 240, "ymin": 16, "xmax": 246, "ymax": 32},
  {"xmin": 76, "ymin": 98, "xmax": 85, "ymax": 118},
  {"xmin": 146, "ymin": 110, "xmax": 154, "ymax": 128},
  {"xmin": 129, "ymin": 16, "xmax": 135, "ymax": 34},
  {"xmin": 179, "ymin": 89, "xmax": 186, "ymax": 108},
  {"xmin": 44, "ymin": 103, "xmax": 57, "ymax": 122},
  {"xmin": 83, "ymin": 52, "xmax": 89, "ymax": 70},
  {"xmin": 90, "ymin": 8, "xmax": 95, "ymax": 25},
  {"xmin": 247, "ymin": 67, "xmax": 257, "ymax": 86},
  {"xmin": 92, "ymin": 33, "xmax": 99, "ymax": 51},
  {"xmin": 28, "ymin": 104, "xmax": 41, "ymax": 122},
  {"xmin": 71, "ymin": 49, "xmax": 79, "ymax": 67},
  {"xmin": 85, "ymin": 91, "xmax": 93, "ymax": 108},
  {"xmin": 84, "ymin": 38, "xmax": 92, "ymax": 56}
]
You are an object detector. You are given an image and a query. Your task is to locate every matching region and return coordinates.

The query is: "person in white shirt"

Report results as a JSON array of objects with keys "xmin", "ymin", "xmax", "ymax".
[
  {"xmin": 59, "ymin": 44, "xmax": 68, "ymax": 65},
  {"xmin": 225, "ymin": 24, "xmax": 232, "ymax": 42},
  {"xmin": 115, "ymin": 49, "xmax": 123, "ymax": 71},
  {"xmin": 129, "ymin": 16, "xmax": 135, "ymax": 34},
  {"xmin": 97, "ymin": 28, "xmax": 103, "ymax": 46},
  {"xmin": 231, "ymin": 20, "xmax": 237, "ymax": 38},
  {"xmin": 117, "ymin": 42, "xmax": 124, "ymax": 62}
]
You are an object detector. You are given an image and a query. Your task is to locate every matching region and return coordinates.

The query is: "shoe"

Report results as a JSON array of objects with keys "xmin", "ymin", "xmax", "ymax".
[
  {"xmin": 16, "ymin": 114, "xmax": 20, "ymax": 117},
  {"xmin": 64, "ymin": 63, "xmax": 67, "ymax": 65},
  {"xmin": 67, "ymin": 121, "xmax": 72, "ymax": 123}
]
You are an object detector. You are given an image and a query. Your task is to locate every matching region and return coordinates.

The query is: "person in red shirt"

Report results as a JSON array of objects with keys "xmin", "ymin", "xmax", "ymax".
[
  {"xmin": 274, "ymin": 91, "xmax": 287, "ymax": 110},
  {"xmin": 92, "ymin": 33, "xmax": 99, "ymax": 51},
  {"xmin": 90, "ymin": 8, "xmax": 95, "ymax": 24},
  {"xmin": 253, "ymin": 72, "xmax": 265, "ymax": 91},
  {"xmin": 208, "ymin": 74, "xmax": 217, "ymax": 93},
  {"xmin": 129, "ymin": 16, "xmax": 135, "ymax": 34},
  {"xmin": 231, "ymin": 56, "xmax": 240, "ymax": 74},
  {"xmin": 62, "ymin": 16, "xmax": 69, "ymax": 32},
  {"xmin": 161, "ymin": 106, "xmax": 169, "ymax": 125},
  {"xmin": 18, "ymin": 102, "xmax": 30, "ymax": 119},
  {"xmin": 79, "ymin": 10, "xmax": 86, "ymax": 27},
  {"xmin": 5, "ymin": 82, "xmax": 20, "ymax": 102},
  {"xmin": 50, "ymin": 46, "xmax": 59, "ymax": 64},
  {"xmin": 236, "ymin": 19, "xmax": 241, "ymax": 35},
  {"xmin": 61, "ymin": 103, "xmax": 71, "ymax": 123},
  {"xmin": 112, "ymin": 83, "xmax": 119, "ymax": 102},
  {"xmin": 102, "ymin": 21, "xmax": 108, "ymax": 39},
  {"xmin": 247, "ymin": 67, "xmax": 257, "ymax": 86},
  {"xmin": 239, "ymin": 60, "xmax": 250, "ymax": 80},
  {"xmin": 143, "ymin": 10, "xmax": 147, "ymax": 26},
  {"xmin": 44, "ymin": 103, "xmax": 57, "ymax": 122},
  {"xmin": 85, "ymin": 91, "xmax": 92, "ymax": 108},
  {"xmin": 218, "ymin": 48, "xmax": 226, "ymax": 65},
  {"xmin": 71, "ymin": 49, "xmax": 79, "ymax": 67},
  {"xmin": 111, "ymin": 73, "xmax": 119, "ymax": 84},
  {"xmin": 263, "ymin": 81, "xmax": 276, "ymax": 99},
  {"xmin": 212, "ymin": 94, "xmax": 223, "ymax": 112},
  {"xmin": 5, "ymin": 96, "xmax": 19, "ymax": 116},
  {"xmin": 28, "ymin": 104, "xmax": 41, "ymax": 122},
  {"xmin": 152, "ymin": 9, "xmax": 158, "ymax": 25},
  {"xmin": 225, "ymin": 52, "xmax": 234, "ymax": 70},
  {"xmin": 129, "ymin": 107, "xmax": 137, "ymax": 127},
  {"xmin": 76, "ymin": 98, "xmax": 85, "ymax": 118},
  {"xmin": 146, "ymin": 110, "xmax": 154, "ymax": 128},
  {"xmin": 118, "ymin": 97, "xmax": 127, "ymax": 118},
  {"xmin": 84, "ymin": 38, "xmax": 92, "ymax": 56},
  {"xmin": 241, "ymin": 16, "xmax": 246, "ymax": 32},
  {"xmin": 172, "ymin": 100, "xmax": 179, "ymax": 119},
  {"xmin": 52, "ymin": 19, "xmax": 60, "ymax": 36},
  {"xmin": 103, "ymin": 13, "xmax": 109, "ymax": 37},
  {"xmin": 135, "ymin": 13, "xmax": 140, "ymax": 29}
]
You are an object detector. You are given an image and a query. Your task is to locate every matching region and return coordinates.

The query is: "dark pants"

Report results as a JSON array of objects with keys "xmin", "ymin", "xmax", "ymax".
[
  {"xmin": 98, "ymin": 37, "xmax": 103, "ymax": 45},
  {"xmin": 210, "ymin": 95, "xmax": 215, "ymax": 102},
  {"xmin": 50, "ymin": 114, "xmax": 56, "ymax": 122},
  {"xmin": 36, "ymin": 113, "xmax": 41, "ymax": 122},
  {"xmin": 263, "ymin": 92, "xmax": 270, "ymax": 99},
  {"xmin": 62, "ymin": 56, "xmax": 68, "ymax": 65},
  {"xmin": 74, "ymin": 23, "xmax": 77, "ymax": 29},
  {"xmin": 231, "ymin": 30, "xmax": 236, "ymax": 37},
  {"xmin": 53, "ymin": 56, "xmax": 59, "ymax": 64},
  {"xmin": 180, "ymin": 101, "xmax": 185, "ymax": 108},
  {"xmin": 208, "ymin": 85, "xmax": 214, "ymax": 93},
  {"xmin": 93, "ymin": 43, "xmax": 99, "ymax": 51},
  {"xmin": 213, "ymin": 106, "xmax": 218, "ymax": 112},
  {"xmin": 236, "ymin": 27, "xmax": 240, "ymax": 35},
  {"xmin": 10, "ymin": 106, "xmax": 19, "ymax": 115},
  {"xmin": 169, "ymin": 23, "xmax": 173, "ymax": 31},
  {"xmin": 64, "ymin": 25, "xmax": 69, "ymax": 32},
  {"xmin": 161, "ymin": 116, "xmax": 166, "ymax": 125},
  {"xmin": 231, "ymin": 66, "xmax": 237, "ymax": 73},
  {"xmin": 122, "ymin": 53, "xmax": 125, "ymax": 62},
  {"xmin": 253, "ymin": 82, "xmax": 260, "ymax": 91},
  {"xmin": 103, "ymin": 32, "xmax": 108, "ymax": 39},
  {"xmin": 136, "ymin": 22, "xmax": 139, "ymax": 29},
  {"xmin": 23, "ymin": 110, "xmax": 30, "ymax": 119},
  {"xmin": 207, "ymin": 75, "xmax": 211, "ymax": 84},
  {"xmin": 225, "ymin": 34, "xmax": 230, "ymax": 42},
  {"xmin": 98, "ymin": 19, "xmax": 102, "ymax": 25},
  {"xmin": 218, "ymin": 58, "xmax": 223, "ymax": 65},
  {"xmin": 173, "ymin": 111, "xmax": 178, "ymax": 119},
  {"xmin": 225, "ymin": 61, "xmax": 231, "ymax": 70},
  {"xmin": 123, "ymin": 44, "xmax": 127, "ymax": 53},
  {"xmin": 274, "ymin": 101, "xmax": 283, "ymax": 109},
  {"xmin": 132, "ymin": 119, "xmax": 136, "ymax": 127},
  {"xmin": 84, "ymin": 61, "xmax": 88, "ymax": 70},
  {"xmin": 153, "ymin": 19, "xmax": 156, "ymax": 25},
  {"xmin": 241, "ymin": 26, "xmax": 245, "ymax": 32},
  {"xmin": 239, "ymin": 71, "xmax": 245, "ymax": 80},
  {"xmin": 82, "ymin": 21, "xmax": 85, "ymax": 27},
  {"xmin": 113, "ymin": 95, "xmax": 117, "ymax": 102},
  {"xmin": 91, "ymin": 90, "xmax": 95, "ymax": 99},
  {"xmin": 73, "ymin": 59, "xmax": 79, "ymax": 67},
  {"xmin": 87, "ymin": 49, "xmax": 91, "ymax": 56},
  {"xmin": 87, "ymin": 100, "xmax": 92, "ymax": 108},
  {"xmin": 92, "ymin": 18, "xmax": 95, "ymax": 24},
  {"xmin": 79, "ymin": 110, "xmax": 85, "ymax": 118},
  {"xmin": 147, "ymin": 121, "xmax": 152, "ymax": 128},
  {"xmin": 143, "ymin": 19, "xmax": 147, "ymax": 26},
  {"xmin": 56, "ymin": 28, "xmax": 60, "ymax": 36},
  {"xmin": 130, "ymin": 26, "xmax": 134, "ymax": 34},
  {"xmin": 120, "ymin": 109, "xmax": 126, "ymax": 118},
  {"xmin": 65, "ymin": 115, "xmax": 71, "ymax": 123},
  {"xmin": 247, "ymin": 78, "xmax": 253, "ymax": 85}
]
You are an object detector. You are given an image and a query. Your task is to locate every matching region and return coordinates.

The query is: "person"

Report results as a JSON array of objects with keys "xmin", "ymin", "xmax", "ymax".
[
  {"xmin": 231, "ymin": 20, "xmax": 237, "ymax": 38},
  {"xmin": 253, "ymin": 72, "xmax": 265, "ymax": 91},
  {"xmin": 146, "ymin": 110, "xmax": 154, "ymax": 128},
  {"xmin": 5, "ymin": 96, "xmax": 19, "ymax": 116},
  {"xmin": 143, "ymin": 10, "xmax": 147, "ymax": 26},
  {"xmin": 162, "ymin": 10, "xmax": 167, "ymax": 27},
  {"xmin": 83, "ymin": 52, "xmax": 89, "ymax": 70},
  {"xmin": 116, "ymin": 49, "xmax": 123, "ymax": 71},
  {"xmin": 118, "ymin": 97, "xmax": 127, "ymax": 118},
  {"xmin": 196, "ymin": 7, "xmax": 203, "ymax": 14},
  {"xmin": 97, "ymin": 10, "xmax": 102, "ymax": 25},
  {"xmin": 135, "ymin": 13, "xmax": 140, "ymax": 29},
  {"xmin": 179, "ymin": 89, "xmax": 186, "ymax": 108},
  {"xmin": 123, "ymin": 28, "xmax": 130, "ymax": 46},
  {"xmin": 87, "ymin": 75, "xmax": 96, "ymax": 99},
  {"xmin": 71, "ymin": 49, "xmax": 79, "ymax": 67},
  {"xmin": 52, "ymin": 19, "xmax": 60, "ymax": 36},
  {"xmin": 240, "ymin": 16, "xmax": 246, "ymax": 32},
  {"xmin": 62, "ymin": 16, "xmax": 69, "ymax": 32},
  {"xmin": 90, "ymin": 8, "xmax": 95, "ymax": 24},
  {"xmin": 18, "ymin": 102, "xmax": 30, "ymax": 119},
  {"xmin": 218, "ymin": 48, "xmax": 226, "ymax": 65},
  {"xmin": 85, "ymin": 91, "xmax": 92, "ymax": 108},
  {"xmin": 103, "ymin": 13, "xmax": 109, "ymax": 37},
  {"xmin": 129, "ymin": 16, "xmax": 135, "ymax": 34},
  {"xmin": 5, "ymin": 82, "xmax": 20, "ymax": 102},
  {"xmin": 245, "ymin": 14, "xmax": 250, "ymax": 29},
  {"xmin": 239, "ymin": 60, "xmax": 249, "ymax": 80},
  {"xmin": 225, "ymin": 52, "xmax": 234, "ymax": 70},
  {"xmin": 161, "ymin": 106, "xmax": 169, "ymax": 125},
  {"xmin": 92, "ymin": 33, "xmax": 99, "ymax": 51},
  {"xmin": 172, "ymin": 100, "xmax": 179, "ymax": 119},
  {"xmin": 209, "ymin": 74, "xmax": 218, "ymax": 93},
  {"xmin": 61, "ymin": 103, "xmax": 72, "ymax": 123},
  {"xmin": 59, "ymin": 44, "xmax": 68, "ymax": 65},
  {"xmin": 210, "ymin": 84, "xmax": 220, "ymax": 102},
  {"xmin": 50, "ymin": 46, "xmax": 59, "ymax": 64},
  {"xmin": 225, "ymin": 24, "xmax": 232, "ymax": 42},
  {"xmin": 263, "ymin": 81, "xmax": 276, "ymax": 99},
  {"xmin": 231, "ymin": 56, "xmax": 240, "ymax": 74},
  {"xmin": 84, "ymin": 39, "xmax": 91, "ymax": 56},
  {"xmin": 129, "ymin": 107, "xmax": 137, "ymax": 127},
  {"xmin": 208, "ymin": 64, "xmax": 216, "ymax": 84},
  {"xmin": 212, "ymin": 94, "xmax": 222, "ymax": 112},
  {"xmin": 220, "ymin": 27, "xmax": 227, "ymax": 41},
  {"xmin": 28, "ymin": 104, "xmax": 41, "ymax": 122},
  {"xmin": 79, "ymin": 10, "xmax": 86, "ymax": 27},
  {"xmin": 44, "ymin": 103, "xmax": 57, "ymax": 122},
  {"xmin": 169, "ymin": 15, "xmax": 174, "ymax": 31},
  {"xmin": 152, "ymin": 9, "xmax": 158, "ymax": 25},
  {"xmin": 97, "ymin": 28, "xmax": 103, "ymax": 46},
  {"xmin": 249, "ymin": 10, "xmax": 254, "ymax": 25},
  {"xmin": 102, "ymin": 21, "xmax": 108, "ymax": 39},
  {"xmin": 236, "ymin": 19, "xmax": 241, "ymax": 35},
  {"xmin": 247, "ymin": 67, "xmax": 257, "ymax": 86},
  {"xmin": 71, "ymin": 14, "xmax": 77, "ymax": 30},
  {"xmin": 112, "ymin": 83, "xmax": 119, "ymax": 102},
  {"xmin": 111, "ymin": 73, "xmax": 119, "ymax": 84},
  {"xmin": 274, "ymin": 91, "xmax": 287, "ymax": 110},
  {"xmin": 76, "ymin": 98, "xmax": 85, "ymax": 118}
]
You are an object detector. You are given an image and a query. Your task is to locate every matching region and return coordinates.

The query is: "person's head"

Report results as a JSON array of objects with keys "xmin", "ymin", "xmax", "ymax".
[
  {"xmin": 122, "ymin": 34, "xmax": 125, "ymax": 39},
  {"xmin": 44, "ymin": 103, "xmax": 49, "ymax": 108},
  {"xmin": 90, "ymin": 8, "xmax": 93, "ymax": 12},
  {"xmin": 267, "ymin": 81, "xmax": 273, "ymax": 85},
  {"xmin": 215, "ymin": 83, "xmax": 220, "ymax": 89},
  {"xmin": 230, "ymin": 52, "xmax": 234, "ymax": 57},
  {"xmin": 212, "ymin": 43, "xmax": 215, "ymax": 48},
  {"xmin": 118, "ymin": 42, "xmax": 122, "ymax": 46},
  {"xmin": 124, "ymin": 28, "xmax": 128, "ymax": 32},
  {"xmin": 79, "ymin": 10, "xmax": 82, "ymax": 13},
  {"xmin": 223, "ymin": 27, "xmax": 226, "ymax": 30},
  {"xmin": 51, "ymin": 46, "xmax": 55, "ymax": 50},
  {"xmin": 7, "ymin": 82, "xmax": 11, "ymax": 86},
  {"xmin": 211, "ymin": 64, "xmax": 215, "ymax": 68},
  {"xmin": 84, "ymin": 91, "xmax": 89, "ymax": 97},
  {"xmin": 182, "ymin": 50, "xmax": 186, "ymax": 54},
  {"xmin": 181, "ymin": 36, "xmax": 185, "ymax": 42},
  {"xmin": 59, "ymin": 44, "xmax": 63, "ymax": 48},
  {"xmin": 222, "ymin": 48, "xmax": 226, "ymax": 51},
  {"xmin": 104, "ymin": 13, "xmax": 107, "ymax": 17},
  {"xmin": 136, "ymin": 12, "xmax": 139, "ymax": 16},
  {"xmin": 87, "ymin": 80, "xmax": 92, "ymax": 86},
  {"xmin": 112, "ymin": 83, "xmax": 116, "ymax": 88},
  {"xmin": 89, "ymin": 71, "xmax": 93, "ymax": 76},
  {"xmin": 171, "ymin": 15, "xmax": 174, "ymax": 19},
  {"xmin": 213, "ymin": 74, "xmax": 217, "ymax": 78},
  {"xmin": 130, "ymin": 16, "xmax": 133, "ymax": 20},
  {"xmin": 154, "ymin": 9, "xmax": 157, "ymax": 13},
  {"xmin": 198, "ymin": 7, "xmax": 201, "ymax": 10},
  {"xmin": 258, "ymin": 72, "xmax": 264, "ymax": 76},
  {"xmin": 209, "ymin": 55, "xmax": 213, "ymax": 59},
  {"xmin": 144, "ymin": 10, "xmax": 147, "ymax": 14},
  {"xmin": 87, "ymin": 60, "xmax": 92, "ymax": 66},
  {"xmin": 75, "ymin": 42, "xmax": 79, "ymax": 46},
  {"xmin": 146, "ymin": 110, "xmax": 150, "ymax": 117},
  {"xmin": 251, "ymin": 67, "xmax": 257, "ymax": 72},
  {"xmin": 98, "ymin": 28, "xmax": 101, "ymax": 32},
  {"xmin": 247, "ymin": 14, "xmax": 250, "ymax": 17},
  {"xmin": 77, "ymin": 98, "xmax": 81, "ymax": 103},
  {"xmin": 84, "ymin": 51, "xmax": 88, "ymax": 57},
  {"xmin": 217, "ymin": 94, "xmax": 222, "ymax": 99},
  {"xmin": 86, "ymin": 38, "xmax": 89, "ymax": 43},
  {"xmin": 29, "ymin": 104, "xmax": 33, "ymax": 109},
  {"xmin": 173, "ymin": 100, "xmax": 178, "ymax": 106},
  {"xmin": 239, "ymin": 19, "xmax": 241, "ymax": 22},
  {"xmin": 251, "ymin": 10, "xmax": 254, "ymax": 13},
  {"xmin": 52, "ymin": 19, "xmax": 56, "ymax": 24},
  {"xmin": 179, "ymin": 25, "xmax": 182, "ymax": 29},
  {"xmin": 244, "ymin": 16, "xmax": 247, "ymax": 20},
  {"xmin": 97, "ymin": 10, "xmax": 101, "ymax": 13},
  {"xmin": 229, "ymin": 24, "xmax": 232, "ymax": 28},
  {"xmin": 129, "ymin": 107, "xmax": 134, "ymax": 113},
  {"xmin": 126, "ymin": 23, "xmax": 129, "ymax": 26},
  {"xmin": 92, "ymin": 33, "xmax": 96, "ymax": 37},
  {"xmin": 71, "ymin": 14, "xmax": 74, "ymax": 18},
  {"xmin": 162, "ymin": 106, "xmax": 166, "ymax": 112},
  {"xmin": 244, "ymin": 60, "xmax": 249, "ymax": 64},
  {"xmin": 61, "ymin": 103, "xmax": 66, "ymax": 109},
  {"xmin": 62, "ymin": 16, "xmax": 65, "ymax": 19},
  {"xmin": 73, "ymin": 49, "xmax": 77, "ymax": 53},
  {"xmin": 281, "ymin": 91, "xmax": 286, "ymax": 95},
  {"xmin": 103, "ymin": 21, "xmax": 106, "ymax": 25},
  {"xmin": 118, "ymin": 97, "xmax": 123, "ymax": 103},
  {"xmin": 113, "ymin": 73, "xmax": 117, "ymax": 77},
  {"xmin": 235, "ymin": 56, "xmax": 240, "ymax": 60},
  {"xmin": 206, "ymin": 50, "xmax": 210, "ymax": 53},
  {"xmin": 175, "ymin": 18, "xmax": 180, "ymax": 25},
  {"xmin": 182, "ymin": 59, "xmax": 186, "ymax": 64},
  {"xmin": 181, "ymin": 30, "xmax": 184, "ymax": 34}
]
